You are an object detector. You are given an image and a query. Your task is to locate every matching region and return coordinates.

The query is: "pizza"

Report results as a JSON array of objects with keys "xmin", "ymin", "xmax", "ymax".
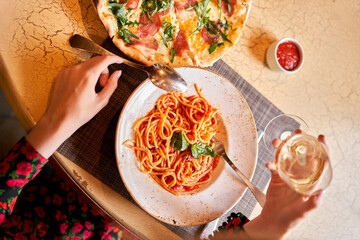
[{"xmin": 97, "ymin": 0, "xmax": 251, "ymax": 67}]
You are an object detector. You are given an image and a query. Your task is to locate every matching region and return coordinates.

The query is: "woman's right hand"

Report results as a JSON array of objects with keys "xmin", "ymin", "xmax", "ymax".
[
  {"xmin": 243, "ymin": 131, "xmax": 328, "ymax": 240},
  {"xmin": 26, "ymin": 55, "xmax": 123, "ymax": 158}
]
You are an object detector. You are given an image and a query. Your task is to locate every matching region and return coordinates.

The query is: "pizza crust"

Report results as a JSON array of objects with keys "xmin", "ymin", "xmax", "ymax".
[
  {"xmin": 97, "ymin": 1, "xmax": 118, "ymax": 38},
  {"xmin": 112, "ymin": 36, "xmax": 156, "ymax": 65}
]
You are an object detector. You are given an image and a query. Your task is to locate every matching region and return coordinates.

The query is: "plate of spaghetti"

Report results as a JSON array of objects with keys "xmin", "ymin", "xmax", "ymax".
[{"xmin": 115, "ymin": 67, "xmax": 257, "ymax": 226}]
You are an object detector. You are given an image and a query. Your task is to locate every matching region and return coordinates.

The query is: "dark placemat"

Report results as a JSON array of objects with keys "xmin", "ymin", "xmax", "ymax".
[{"xmin": 58, "ymin": 38, "xmax": 283, "ymax": 239}]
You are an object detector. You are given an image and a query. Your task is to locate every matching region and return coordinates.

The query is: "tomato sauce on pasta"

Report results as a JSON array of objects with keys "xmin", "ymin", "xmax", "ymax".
[{"xmin": 124, "ymin": 84, "xmax": 219, "ymax": 195}]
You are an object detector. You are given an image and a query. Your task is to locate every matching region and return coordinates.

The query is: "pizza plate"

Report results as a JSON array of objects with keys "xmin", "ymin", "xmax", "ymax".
[{"xmin": 115, "ymin": 67, "xmax": 257, "ymax": 226}]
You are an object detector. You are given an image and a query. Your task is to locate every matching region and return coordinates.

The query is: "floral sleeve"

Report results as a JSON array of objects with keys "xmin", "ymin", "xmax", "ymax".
[
  {"xmin": 0, "ymin": 137, "xmax": 48, "ymax": 224},
  {"xmin": 211, "ymin": 212, "xmax": 250, "ymax": 239}
]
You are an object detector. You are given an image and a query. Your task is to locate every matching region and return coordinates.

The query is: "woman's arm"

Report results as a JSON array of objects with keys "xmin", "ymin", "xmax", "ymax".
[
  {"xmin": 242, "ymin": 162, "xmax": 323, "ymax": 240},
  {"xmin": 0, "ymin": 55, "xmax": 123, "ymax": 224},
  {"xmin": 0, "ymin": 138, "xmax": 48, "ymax": 224}
]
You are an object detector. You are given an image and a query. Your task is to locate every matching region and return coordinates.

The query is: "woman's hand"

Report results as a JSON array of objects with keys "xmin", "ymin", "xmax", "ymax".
[
  {"xmin": 243, "ymin": 131, "xmax": 328, "ymax": 240},
  {"xmin": 26, "ymin": 55, "xmax": 123, "ymax": 158}
]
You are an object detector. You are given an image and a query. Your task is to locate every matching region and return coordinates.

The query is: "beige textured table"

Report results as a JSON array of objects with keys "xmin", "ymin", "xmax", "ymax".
[{"xmin": 1, "ymin": 0, "xmax": 359, "ymax": 239}]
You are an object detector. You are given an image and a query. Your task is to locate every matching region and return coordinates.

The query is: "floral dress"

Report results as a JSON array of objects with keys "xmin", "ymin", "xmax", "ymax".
[{"xmin": 0, "ymin": 138, "xmax": 248, "ymax": 239}]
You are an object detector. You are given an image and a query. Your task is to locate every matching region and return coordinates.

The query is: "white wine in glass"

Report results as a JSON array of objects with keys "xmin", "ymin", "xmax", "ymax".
[
  {"xmin": 264, "ymin": 114, "xmax": 332, "ymax": 195},
  {"xmin": 274, "ymin": 133, "xmax": 332, "ymax": 195}
]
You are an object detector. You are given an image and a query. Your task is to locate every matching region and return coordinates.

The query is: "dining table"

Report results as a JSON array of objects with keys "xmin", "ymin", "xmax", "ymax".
[{"xmin": 0, "ymin": 0, "xmax": 359, "ymax": 239}]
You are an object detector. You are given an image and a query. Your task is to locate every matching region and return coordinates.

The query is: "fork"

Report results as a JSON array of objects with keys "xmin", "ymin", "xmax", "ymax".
[
  {"xmin": 211, "ymin": 135, "xmax": 266, "ymax": 207},
  {"xmin": 200, "ymin": 130, "xmax": 266, "ymax": 239}
]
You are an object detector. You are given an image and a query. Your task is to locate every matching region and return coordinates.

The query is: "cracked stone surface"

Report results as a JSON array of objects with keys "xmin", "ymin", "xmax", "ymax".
[
  {"xmin": 0, "ymin": 0, "xmax": 107, "ymax": 122},
  {"xmin": 0, "ymin": 0, "xmax": 359, "ymax": 239}
]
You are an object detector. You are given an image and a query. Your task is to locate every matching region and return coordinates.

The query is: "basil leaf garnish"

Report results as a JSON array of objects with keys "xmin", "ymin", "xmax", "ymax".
[
  {"xmin": 170, "ymin": 131, "xmax": 189, "ymax": 151},
  {"xmin": 209, "ymin": 42, "xmax": 224, "ymax": 54},
  {"xmin": 191, "ymin": 142, "xmax": 216, "ymax": 159},
  {"xmin": 108, "ymin": 0, "xmax": 140, "ymax": 42},
  {"xmin": 142, "ymin": 0, "xmax": 173, "ymax": 22},
  {"xmin": 170, "ymin": 131, "xmax": 217, "ymax": 160},
  {"xmin": 170, "ymin": 48, "xmax": 177, "ymax": 63},
  {"xmin": 108, "ymin": 4, "xmax": 127, "ymax": 27},
  {"xmin": 108, "ymin": 2, "xmax": 126, "ymax": 8},
  {"xmin": 118, "ymin": 29, "xmax": 139, "ymax": 44},
  {"xmin": 188, "ymin": 0, "xmax": 211, "ymax": 36},
  {"xmin": 161, "ymin": 20, "xmax": 176, "ymax": 48}
]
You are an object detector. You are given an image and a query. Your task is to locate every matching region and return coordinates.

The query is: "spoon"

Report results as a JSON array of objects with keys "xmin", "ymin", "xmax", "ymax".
[{"xmin": 69, "ymin": 34, "xmax": 187, "ymax": 92}]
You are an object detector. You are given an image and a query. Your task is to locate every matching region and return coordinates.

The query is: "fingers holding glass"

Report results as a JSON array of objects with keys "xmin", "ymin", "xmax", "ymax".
[
  {"xmin": 275, "ymin": 134, "xmax": 332, "ymax": 196},
  {"xmin": 263, "ymin": 114, "xmax": 309, "ymax": 154},
  {"xmin": 264, "ymin": 115, "xmax": 332, "ymax": 196}
]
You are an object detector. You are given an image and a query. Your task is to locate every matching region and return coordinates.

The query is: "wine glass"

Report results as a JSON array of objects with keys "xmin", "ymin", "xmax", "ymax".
[{"xmin": 263, "ymin": 114, "xmax": 332, "ymax": 196}]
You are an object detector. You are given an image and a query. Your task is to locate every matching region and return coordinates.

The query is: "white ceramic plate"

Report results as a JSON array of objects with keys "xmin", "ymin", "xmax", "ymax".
[{"xmin": 115, "ymin": 67, "xmax": 257, "ymax": 226}]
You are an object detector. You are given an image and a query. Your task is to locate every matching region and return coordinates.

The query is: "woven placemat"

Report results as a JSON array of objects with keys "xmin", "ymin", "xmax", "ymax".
[{"xmin": 58, "ymin": 38, "xmax": 283, "ymax": 239}]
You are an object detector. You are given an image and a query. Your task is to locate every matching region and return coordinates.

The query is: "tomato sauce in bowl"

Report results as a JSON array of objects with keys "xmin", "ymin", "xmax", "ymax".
[
  {"xmin": 266, "ymin": 37, "xmax": 304, "ymax": 73},
  {"xmin": 276, "ymin": 41, "xmax": 301, "ymax": 71}
]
